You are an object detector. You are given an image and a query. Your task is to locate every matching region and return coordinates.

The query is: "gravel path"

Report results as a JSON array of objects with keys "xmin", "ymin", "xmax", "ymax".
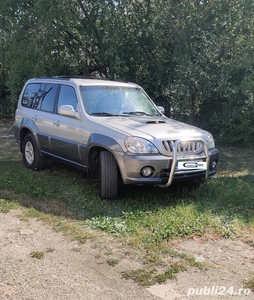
[{"xmin": 0, "ymin": 209, "xmax": 161, "ymax": 300}]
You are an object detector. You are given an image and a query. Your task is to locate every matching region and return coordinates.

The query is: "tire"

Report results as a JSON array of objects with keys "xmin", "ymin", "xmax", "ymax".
[
  {"xmin": 22, "ymin": 134, "xmax": 46, "ymax": 170},
  {"xmin": 99, "ymin": 151, "xmax": 118, "ymax": 199}
]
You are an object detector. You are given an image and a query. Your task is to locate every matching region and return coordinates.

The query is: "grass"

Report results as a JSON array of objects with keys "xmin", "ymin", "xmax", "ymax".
[
  {"xmin": 0, "ymin": 199, "xmax": 17, "ymax": 213},
  {"xmin": 0, "ymin": 122, "xmax": 254, "ymax": 285},
  {"xmin": 106, "ymin": 258, "xmax": 119, "ymax": 267},
  {"xmin": 30, "ymin": 251, "xmax": 44, "ymax": 259},
  {"xmin": 122, "ymin": 262, "xmax": 186, "ymax": 286},
  {"xmin": 245, "ymin": 277, "xmax": 254, "ymax": 291}
]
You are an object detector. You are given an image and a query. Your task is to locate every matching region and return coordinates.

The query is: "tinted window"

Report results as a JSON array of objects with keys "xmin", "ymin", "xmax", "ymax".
[
  {"xmin": 57, "ymin": 86, "xmax": 78, "ymax": 112},
  {"xmin": 40, "ymin": 84, "xmax": 58, "ymax": 112},
  {"xmin": 21, "ymin": 84, "xmax": 41, "ymax": 108}
]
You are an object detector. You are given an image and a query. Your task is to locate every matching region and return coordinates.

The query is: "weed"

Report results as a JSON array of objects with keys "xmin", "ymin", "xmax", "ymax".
[
  {"xmin": 153, "ymin": 263, "xmax": 186, "ymax": 284},
  {"xmin": 23, "ymin": 207, "xmax": 41, "ymax": 218},
  {"xmin": 0, "ymin": 199, "xmax": 17, "ymax": 213},
  {"xmin": 46, "ymin": 248, "xmax": 55, "ymax": 253},
  {"xmin": 122, "ymin": 268, "xmax": 156, "ymax": 286},
  {"xmin": 244, "ymin": 277, "xmax": 254, "ymax": 291},
  {"xmin": 30, "ymin": 251, "xmax": 44, "ymax": 259},
  {"xmin": 122, "ymin": 262, "xmax": 186, "ymax": 286},
  {"xmin": 163, "ymin": 262, "xmax": 186, "ymax": 278},
  {"xmin": 85, "ymin": 216, "xmax": 129, "ymax": 235},
  {"xmin": 106, "ymin": 258, "xmax": 119, "ymax": 267}
]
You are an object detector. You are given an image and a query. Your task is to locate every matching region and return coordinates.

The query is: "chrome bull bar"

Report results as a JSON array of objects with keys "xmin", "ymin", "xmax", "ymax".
[{"xmin": 159, "ymin": 139, "xmax": 210, "ymax": 188}]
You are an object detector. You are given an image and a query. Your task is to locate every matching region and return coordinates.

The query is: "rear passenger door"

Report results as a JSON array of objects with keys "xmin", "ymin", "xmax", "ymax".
[
  {"xmin": 21, "ymin": 83, "xmax": 59, "ymax": 154},
  {"xmin": 34, "ymin": 83, "xmax": 59, "ymax": 153},
  {"xmin": 50, "ymin": 85, "xmax": 83, "ymax": 165}
]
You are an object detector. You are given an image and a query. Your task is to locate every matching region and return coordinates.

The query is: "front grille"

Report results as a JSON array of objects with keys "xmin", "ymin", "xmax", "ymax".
[{"xmin": 162, "ymin": 140, "xmax": 204, "ymax": 155}]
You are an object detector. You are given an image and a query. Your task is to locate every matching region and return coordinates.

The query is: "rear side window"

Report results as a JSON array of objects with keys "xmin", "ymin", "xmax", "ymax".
[
  {"xmin": 40, "ymin": 84, "xmax": 58, "ymax": 112},
  {"xmin": 21, "ymin": 83, "xmax": 41, "ymax": 108},
  {"xmin": 21, "ymin": 83, "xmax": 58, "ymax": 113}
]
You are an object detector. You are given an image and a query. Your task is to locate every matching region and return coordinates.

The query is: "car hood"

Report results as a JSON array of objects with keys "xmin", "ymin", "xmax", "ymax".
[{"xmin": 98, "ymin": 115, "xmax": 208, "ymax": 141}]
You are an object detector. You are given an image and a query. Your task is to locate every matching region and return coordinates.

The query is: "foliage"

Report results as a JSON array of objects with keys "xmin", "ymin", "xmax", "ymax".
[{"xmin": 0, "ymin": 0, "xmax": 254, "ymax": 143}]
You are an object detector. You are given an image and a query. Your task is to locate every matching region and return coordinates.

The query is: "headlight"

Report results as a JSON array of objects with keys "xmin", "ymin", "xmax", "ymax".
[
  {"xmin": 125, "ymin": 137, "xmax": 158, "ymax": 153},
  {"xmin": 205, "ymin": 132, "xmax": 215, "ymax": 149}
]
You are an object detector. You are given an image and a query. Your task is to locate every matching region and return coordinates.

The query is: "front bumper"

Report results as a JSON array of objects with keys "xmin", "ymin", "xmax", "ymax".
[{"xmin": 117, "ymin": 140, "xmax": 219, "ymax": 186}]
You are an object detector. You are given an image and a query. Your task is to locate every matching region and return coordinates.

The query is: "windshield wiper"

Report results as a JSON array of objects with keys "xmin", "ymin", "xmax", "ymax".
[
  {"xmin": 122, "ymin": 111, "xmax": 153, "ymax": 117},
  {"xmin": 90, "ymin": 112, "xmax": 119, "ymax": 116}
]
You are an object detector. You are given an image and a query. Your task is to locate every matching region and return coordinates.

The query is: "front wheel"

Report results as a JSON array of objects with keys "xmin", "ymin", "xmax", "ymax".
[
  {"xmin": 22, "ymin": 134, "xmax": 46, "ymax": 170},
  {"xmin": 99, "ymin": 151, "xmax": 118, "ymax": 199}
]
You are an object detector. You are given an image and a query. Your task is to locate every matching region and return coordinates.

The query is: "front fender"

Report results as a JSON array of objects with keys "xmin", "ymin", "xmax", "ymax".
[
  {"xmin": 87, "ymin": 133, "xmax": 123, "ymax": 153},
  {"xmin": 85, "ymin": 133, "xmax": 124, "ymax": 179}
]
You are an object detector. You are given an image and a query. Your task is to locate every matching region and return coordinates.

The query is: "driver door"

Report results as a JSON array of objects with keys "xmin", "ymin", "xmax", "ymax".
[{"xmin": 50, "ymin": 85, "xmax": 83, "ymax": 165}]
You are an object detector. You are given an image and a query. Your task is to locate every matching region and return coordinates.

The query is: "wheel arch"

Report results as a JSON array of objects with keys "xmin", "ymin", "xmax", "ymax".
[
  {"xmin": 86, "ymin": 133, "xmax": 123, "ymax": 181},
  {"xmin": 19, "ymin": 118, "xmax": 40, "ymax": 153}
]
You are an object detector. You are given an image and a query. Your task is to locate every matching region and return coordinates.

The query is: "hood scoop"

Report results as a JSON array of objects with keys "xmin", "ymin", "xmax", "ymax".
[{"xmin": 146, "ymin": 120, "xmax": 166, "ymax": 124}]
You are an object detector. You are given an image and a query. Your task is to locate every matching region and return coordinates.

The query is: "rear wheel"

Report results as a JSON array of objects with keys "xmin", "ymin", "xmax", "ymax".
[
  {"xmin": 22, "ymin": 134, "xmax": 46, "ymax": 170},
  {"xmin": 99, "ymin": 151, "xmax": 118, "ymax": 199}
]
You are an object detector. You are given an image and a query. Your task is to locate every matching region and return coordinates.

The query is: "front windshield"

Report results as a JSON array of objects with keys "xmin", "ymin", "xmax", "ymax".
[{"xmin": 80, "ymin": 86, "xmax": 160, "ymax": 116}]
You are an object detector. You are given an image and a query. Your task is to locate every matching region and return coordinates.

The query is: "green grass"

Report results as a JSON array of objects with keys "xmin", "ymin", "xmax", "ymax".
[
  {"xmin": 1, "ymin": 129, "xmax": 254, "ymax": 285},
  {"xmin": 0, "ymin": 198, "xmax": 17, "ymax": 213},
  {"xmin": 122, "ymin": 262, "xmax": 186, "ymax": 286},
  {"xmin": 106, "ymin": 258, "xmax": 119, "ymax": 267}
]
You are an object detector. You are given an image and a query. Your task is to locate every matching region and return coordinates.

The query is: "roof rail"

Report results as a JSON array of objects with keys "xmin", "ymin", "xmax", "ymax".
[
  {"xmin": 36, "ymin": 75, "xmax": 107, "ymax": 80},
  {"xmin": 53, "ymin": 75, "xmax": 106, "ymax": 80}
]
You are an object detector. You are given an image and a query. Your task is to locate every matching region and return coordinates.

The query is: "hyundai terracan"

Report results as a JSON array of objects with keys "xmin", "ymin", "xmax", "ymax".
[{"xmin": 14, "ymin": 77, "xmax": 219, "ymax": 199}]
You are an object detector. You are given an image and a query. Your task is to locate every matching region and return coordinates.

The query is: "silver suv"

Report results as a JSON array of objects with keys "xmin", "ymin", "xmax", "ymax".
[{"xmin": 14, "ymin": 76, "xmax": 219, "ymax": 199}]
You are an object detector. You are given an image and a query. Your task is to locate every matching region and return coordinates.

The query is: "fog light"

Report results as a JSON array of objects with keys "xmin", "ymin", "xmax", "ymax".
[
  {"xmin": 211, "ymin": 160, "xmax": 217, "ymax": 169},
  {"xmin": 140, "ymin": 166, "xmax": 155, "ymax": 177}
]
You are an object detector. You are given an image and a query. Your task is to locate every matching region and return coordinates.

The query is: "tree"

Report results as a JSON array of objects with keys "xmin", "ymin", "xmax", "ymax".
[{"xmin": 0, "ymin": 0, "xmax": 254, "ymax": 145}]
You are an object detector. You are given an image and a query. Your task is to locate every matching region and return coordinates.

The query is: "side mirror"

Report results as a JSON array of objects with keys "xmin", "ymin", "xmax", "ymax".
[
  {"xmin": 157, "ymin": 106, "xmax": 165, "ymax": 114},
  {"xmin": 59, "ymin": 105, "xmax": 78, "ymax": 118}
]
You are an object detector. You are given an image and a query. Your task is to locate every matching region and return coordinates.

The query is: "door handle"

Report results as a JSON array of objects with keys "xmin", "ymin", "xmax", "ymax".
[
  {"xmin": 31, "ymin": 115, "xmax": 37, "ymax": 120},
  {"xmin": 53, "ymin": 120, "xmax": 60, "ymax": 127}
]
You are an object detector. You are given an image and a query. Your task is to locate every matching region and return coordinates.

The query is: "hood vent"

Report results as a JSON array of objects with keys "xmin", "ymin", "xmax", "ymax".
[{"xmin": 146, "ymin": 120, "xmax": 166, "ymax": 124}]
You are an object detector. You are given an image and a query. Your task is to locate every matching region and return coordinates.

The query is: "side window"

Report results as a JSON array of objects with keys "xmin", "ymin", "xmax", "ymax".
[
  {"xmin": 40, "ymin": 84, "xmax": 58, "ymax": 113},
  {"xmin": 58, "ymin": 85, "xmax": 78, "ymax": 113},
  {"xmin": 21, "ymin": 84, "xmax": 41, "ymax": 108}
]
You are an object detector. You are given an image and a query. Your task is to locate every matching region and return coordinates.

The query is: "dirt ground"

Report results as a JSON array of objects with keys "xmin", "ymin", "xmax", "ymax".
[
  {"xmin": 0, "ymin": 119, "xmax": 254, "ymax": 300},
  {"xmin": 0, "ymin": 208, "xmax": 253, "ymax": 300}
]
